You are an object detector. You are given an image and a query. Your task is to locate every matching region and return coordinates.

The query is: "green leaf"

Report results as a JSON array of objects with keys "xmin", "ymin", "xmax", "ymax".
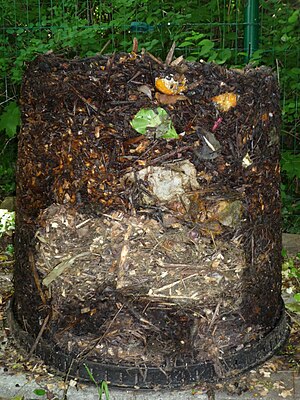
[
  {"xmin": 130, "ymin": 108, "xmax": 161, "ymax": 134},
  {"xmin": 217, "ymin": 48, "xmax": 232, "ymax": 62},
  {"xmin": 281, "ymin": 152, "xmax": 300, "ymax": 180},
  {"xmin": 199, "ymin": 39, "xmax": 214, "ymax": 49},
  {"xmin": 0, "ymin": 101, "xmax": 21, "ymax": 138},
  {"xmin": 294, "ymin": 293, "xmax": 300, "ymax": 302},
  {"xmin": 285, "ymin": 302, "xmax": 300, "ymax": 313},
  {"xmin": 101, "ymin": 381, "xmax": 110, "ymax": 400},
  {"xmin": 288, "ymin": 10, "xmax": 299, "ymax": 24},
  {"xmin": 130, "ymin": 108, "xmax": 179, "ymax": 139},
  {"xmin": 178, "ymin": 41, "xmax": 194, "ymax": 47},
  {"xmin": 83, "ymin": 363, "xmax": 98, "ymax": 385},
  {"xmin": 33, "ymin": 389, "xmax": 46, "ymax": 396}
]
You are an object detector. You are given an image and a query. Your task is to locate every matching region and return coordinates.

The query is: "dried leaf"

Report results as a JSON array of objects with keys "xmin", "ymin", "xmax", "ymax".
[
  {"xmin": 242, "ymin": 152, "xmax": 252, "ymax": 167},
  {"xmin": 132, "ymin": 37, "xmax": 138, "ymax": 53},
  {"xmin": 138, "ymin": 84, "xmax": 152, "ymax": 100},
  {"xmin": 279, "ymin": 389, "xmax": 293, "ymax": 398},
  {"xmin": 155, "ymin": 92, "xmax": 187, "ymax": 105},
  {"xmin": 165, "ymin": 41, "xmax": 176, "ymax": 65}
]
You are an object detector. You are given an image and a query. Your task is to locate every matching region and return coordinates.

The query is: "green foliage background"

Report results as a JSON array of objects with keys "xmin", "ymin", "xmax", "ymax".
[{"xmin": 0, "ymin": 0, "xmax": 299, "ymax": 231}]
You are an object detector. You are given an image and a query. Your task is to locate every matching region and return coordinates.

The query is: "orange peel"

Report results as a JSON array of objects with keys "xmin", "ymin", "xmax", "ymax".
[
  {"xmin": 212, "ymin": 92, "xmax": 237, "ymax": 112},
  {"xmin": 155, "ymin": 76, "xmax": 186, "ymax": 95}
]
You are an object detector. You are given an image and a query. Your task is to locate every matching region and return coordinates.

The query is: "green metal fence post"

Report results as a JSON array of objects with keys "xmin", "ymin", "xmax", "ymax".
[{"xmin": 244, "ymin": 0, "xmax": 260, "ymax": 62}]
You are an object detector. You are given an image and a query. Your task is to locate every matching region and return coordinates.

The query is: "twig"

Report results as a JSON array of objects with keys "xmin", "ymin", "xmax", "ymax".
[
  {"xmin": 98, "ymin": 39, "xmax": 111, "ymax": 55},
  {"xmin": 68, "ymin": 84, "xmax": 98, "ymax": 112},
  {"xmin": 146, "ymin": 145, "xmax": 193, "ymax": 166},
  {"xmin": 145, "ymin": 51, "xmax": 164, "ymax": 66},
  {"xmin": 152, "ymin": 273, "xmax": 198, "ymax": 293},
  {"xmin": 286, "ymin": 310, "xmax": 300, "ymax": 326},
  {"xmin": 146, "ymin": 293, "xmax": 198, "ymax": 300},
  {"xmin": 75, "ymin": 218, "xmax": 91, "ymax": 229},
  {"xmin": 206, "ymin": 386, "xmax": 216, "ymax": 400},
  {"xmin": 208, "ymin": 300, "xmax": 221, "ymax": 331},
  {"xmin": 116, "ymin": 225, "xmax": 132, "ymax": 289},
  {"xmin": 62, "ymin": 358, "xmax": 76, "ymax": 400},
  {"xmin": 27, "ymin": 314, "xmax": 50, "ymax": 360},
  {"xmin": 127, "ymin": 71, "xmax": 142, "ymax": 83},
  {"xmin": 29, "ymin": 251, "xmax": 47, "ymax": 305}
]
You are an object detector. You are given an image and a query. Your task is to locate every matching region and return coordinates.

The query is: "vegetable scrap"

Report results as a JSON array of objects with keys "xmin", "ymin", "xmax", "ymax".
[{"xmin": 211, "ymin": 92, "xmax": 237, "ymax": 112}]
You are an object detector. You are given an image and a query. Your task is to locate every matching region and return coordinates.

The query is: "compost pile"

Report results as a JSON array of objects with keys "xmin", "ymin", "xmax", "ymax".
[{"xmin": 14, "ymin": 50, "xmax": 282, "ymax": 375}]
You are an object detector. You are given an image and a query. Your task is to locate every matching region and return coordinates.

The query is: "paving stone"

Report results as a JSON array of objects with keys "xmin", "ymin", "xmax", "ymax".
[
  {"xmin": 294, "ymin": 372, "xmax": 300, "ymax": 400},
  {"xmin": 0, "ymin": 369, "xmax": 298, "ymax": 400},
  {"xmin": 246, "ymin": 371, "xmax": 295, "ymax": 400},
  {"xmin": 282, "ymin": 233, "xmax": 300, "ymax": 257}
]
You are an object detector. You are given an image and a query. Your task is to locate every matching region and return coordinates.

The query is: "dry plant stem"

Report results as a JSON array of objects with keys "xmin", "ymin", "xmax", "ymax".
[
  {"xmin": 207, "ymin": 386, "xmax": 216, "ymax": 400},
  {"xmin": 286, "ymin": 310, "xmax": 300, "ymax": 326},
  {"xmin": 146, "ymin": 145, "xmax": 193, "ymax": 166},
  {"xmin": 68, "ymin": 84, "xmax": 98, "ymax": 112},
  {"xmin": 153, "ymin": 273, "xmax": 199, "ymax": 293},
  {"xmin": 98, "ymin": 39, "xmax": 111, "ymax": 55},
  {"xmin": 165, "ymin": 41, "xmax": 176, "ymax": 66},
  {"xmin": 116, "ymin": 224, "xmax": 132, "ymax": 289},
  {"xmin": 208, "ymin": 300, "xmax": 221, "ymax": 331},
  {"xmin": 145, "ymin": 51, "xmax": 164, "ymax": 66},
  {"xmin": 29, "ymin": 251, "xmax": 47, "ymax": 305},
  {"xmin": 27, "ymin": 313, "xmax": 50, "ymax": 360},
  {"xmin": 75, "ymin": 218, "xmax": 91, "ymax": 229},
  {"xmin": 62, "ymin": 358, "xmax": 76, "ymax": 400}
]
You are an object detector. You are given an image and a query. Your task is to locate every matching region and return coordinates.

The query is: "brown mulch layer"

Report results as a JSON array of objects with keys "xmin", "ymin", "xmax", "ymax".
[{"xmin": 14, "ymin": 51, "xmax": 283, "ymax": 374}]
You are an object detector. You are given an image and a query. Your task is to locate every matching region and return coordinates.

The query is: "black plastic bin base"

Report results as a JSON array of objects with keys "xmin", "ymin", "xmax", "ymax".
[{"xmin": 7, "ymin": 300, "xmax": 290, "ymax": 389}]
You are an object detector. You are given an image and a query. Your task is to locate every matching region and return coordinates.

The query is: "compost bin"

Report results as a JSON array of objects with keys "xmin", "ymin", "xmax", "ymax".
[{"xmin": 13, "ymin": 50, "xmax": 289, "ymax": 388}]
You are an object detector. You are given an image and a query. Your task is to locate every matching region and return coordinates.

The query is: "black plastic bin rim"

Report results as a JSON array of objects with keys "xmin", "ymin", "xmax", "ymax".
[{"xmin": 7, "ymin": 299, "xmax": 290, "ymax": 389}]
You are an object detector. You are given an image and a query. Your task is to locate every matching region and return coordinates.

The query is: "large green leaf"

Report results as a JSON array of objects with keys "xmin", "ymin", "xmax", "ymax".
[
  {"xmin": 130, "ymin": 107, "xmax": 179, "ymax": 139},
  {"xmin": 281, "ymin": 152, "xmax": 300, "ymax": 180},
  {"xmin": 0, "ymin": 101, "xmax": 21, "ymax": 138}
]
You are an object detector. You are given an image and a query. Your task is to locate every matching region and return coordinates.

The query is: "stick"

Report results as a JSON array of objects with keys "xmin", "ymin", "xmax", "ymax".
[
  {"xmin": 68, "ymin": 84, "xmax": 98, "ymax": 112},
  {"xmin": 29, "ymin": 251, "xmax": 47, "ymax": 305},
  {"xmin": 116, "ymin": 225, "xmax": 132, "ymax": 289},
  {"xmin": 146, "ymin": 145, "xmax": 193, "ymax": 166},
  {"xmin": 98, "ymin": 39, "xmax": 111, "ymax": 55},
  {"xmin": 153, "ymin": 273, "xmax": 198, "ymax": 293},
  {"xmin": 27, "ymin": 313, "xmax": 50, "ymax": 360},
  {"xmin": 145, "ymin": 51, "xmax": 164, "ymax": 66}
]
